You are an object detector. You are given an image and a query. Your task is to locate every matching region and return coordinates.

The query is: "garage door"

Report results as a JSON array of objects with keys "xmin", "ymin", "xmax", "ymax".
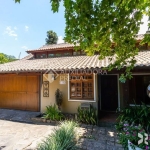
[{"xmin": 0, "ymin": 75, "xmax": 39, "ymax": 111}]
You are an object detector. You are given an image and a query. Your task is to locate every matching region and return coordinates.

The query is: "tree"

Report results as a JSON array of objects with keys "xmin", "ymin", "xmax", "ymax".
[
  {"xmin": 0, "ymin": 53, "xmax": 16, "ymax": 64},
  {"xmin": 15, "ymin": 0, "xmax": 150, "ymax": 82},
  {"xmin": 45, "ymin": 30, "xmax": 58, "ymax": 44}
]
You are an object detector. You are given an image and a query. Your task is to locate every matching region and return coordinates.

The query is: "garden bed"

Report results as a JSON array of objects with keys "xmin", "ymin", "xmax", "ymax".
[{"xmin": 31, "ymin": 113, "xmax": 76, "ymax": 125}]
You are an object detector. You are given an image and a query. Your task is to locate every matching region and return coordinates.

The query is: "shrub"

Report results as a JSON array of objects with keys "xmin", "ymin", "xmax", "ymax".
[
  {"xmin": 116, "ymin": 103, "xmax": 150, "ymax": 132},
  {"xmin": 55, "ymin": 89, "xmax": 63, "ymax": 110},
  {"xmin": 43, "ymin": 104, "xmax": 64, "ymax": 121},
  {"xmin": 116, "ymin": 103, "xmax": 150, "ymax": 149},
  {"xmin": 77, "ymin": 104, "xmax": 97, "ymax": 125},
  {"xmin": 37, "ymin": 120, "xmax": 78, "ymax": 150}
]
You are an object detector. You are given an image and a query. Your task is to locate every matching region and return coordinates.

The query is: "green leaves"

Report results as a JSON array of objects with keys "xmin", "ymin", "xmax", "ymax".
[
  {"xmin": 43, "ymin": 104, "xmax": 64, "ymax": 121},
  {"xmin": 45, "ymin": 30, "xmax": 58, "ymax": 45},
  {"xmin": 15, "ymin": 0, "xmax": 20, "ymax": 3},
  {"xmin": 0, "ymin": 53, "xmax": 16, "ymax": 64},
  {"xmin": 50, "ymin": 0, "xmax": 150, "ymax": 81},
  {"xmin": 38, "ymin": 120, "xmax": 78, "ymax": 150},
  {"xmin": 14, "ymin": 0, "xmax": 150, "ymax": 81},
  {"xmin": 77, "ymin": 105, "xmax": 97, "ymax": 125}
]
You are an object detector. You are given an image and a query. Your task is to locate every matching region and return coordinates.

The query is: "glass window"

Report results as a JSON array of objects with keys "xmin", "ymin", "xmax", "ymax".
[
  {"xmin": 48, "ymin": 54, "xmax": 55, "ymax": 58},
  {"xmin": 129, "ymin": 75, "xmax": 150, "ymax": 105},
  {"xmin": 70, "ymin": 74, "xmax": 94, "ymax": 100},
  {"xmin": 55, "ymin": 53, "xmax": 61, "ymax": 57},
  {"xmin": 73, "ymin": 51, "xmax": 81, "ymax": 55},
  {"xmin": 36, "ymin": 53, "xmax": 46, "ymax": 58},
  {"xmin": 64, "ymin": 52, "xmax": 71, "ymax": 56}
]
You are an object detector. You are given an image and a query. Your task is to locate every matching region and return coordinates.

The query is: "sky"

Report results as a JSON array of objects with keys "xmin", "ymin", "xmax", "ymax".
[
  {"xmin": 0, "ymin": 0, "xmax": 65, "ymax": 58},
  {"xmin": 0, "ymin": 1, "xmax": 148, "ymax": 59}
]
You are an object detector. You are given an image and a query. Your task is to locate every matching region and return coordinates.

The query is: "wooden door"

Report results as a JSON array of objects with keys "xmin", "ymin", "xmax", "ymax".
[
  {"xmin": 0, "ymin": 75, "xmax": 39, "ymax": 111},
  {"xmin": 100, "ymin": 75, "xmax": 118, "ymax": 111}
]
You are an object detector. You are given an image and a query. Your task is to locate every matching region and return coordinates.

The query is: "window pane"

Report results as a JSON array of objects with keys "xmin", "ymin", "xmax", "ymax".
[
  {"xmin": 55, "ymin": 53, "xmax": 61, "ymax": 57},
  {"xmin": 36, "ymin": 53, "xmax": 46, "ymax": 58},
  {"xmin": 48, "ymin": 54, "xmax": 55, "ymax": 57},
  {"xmin": 73, "ymin": 51, "xmax": 80, "ymax": 55},
  {"xmin": 70, "ymin": 74, "xmax": 94, "ymax": 100},
  {"xmin": 64, "ymin": 52, "xmax": 71, "ymax": 56}
]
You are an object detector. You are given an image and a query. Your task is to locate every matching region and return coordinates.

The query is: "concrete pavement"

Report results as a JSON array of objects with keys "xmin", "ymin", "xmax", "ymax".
[{"xmin": 0, "ymin": 120, "xmax": 55, "ymax": 150}]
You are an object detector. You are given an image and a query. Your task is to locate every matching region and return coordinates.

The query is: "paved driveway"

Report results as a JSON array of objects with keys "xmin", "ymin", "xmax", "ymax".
[
  {"xmin": 0, "ymin": 109, "xmax": 40, "ymax": 123},
  {"xmin": 0, "ymin": 120, "xmax": 55, "ymax": 150}
]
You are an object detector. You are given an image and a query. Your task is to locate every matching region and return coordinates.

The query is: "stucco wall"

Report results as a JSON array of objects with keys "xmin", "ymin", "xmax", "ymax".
[{"xmin": 41, "ymin": 74, "xmax": 97, "ymax": 113}]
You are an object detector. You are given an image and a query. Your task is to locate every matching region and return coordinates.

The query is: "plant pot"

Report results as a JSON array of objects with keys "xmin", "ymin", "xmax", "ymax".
[{"xmin": 128, "ymin": 140, "xmax": 143, "ymax": 150}]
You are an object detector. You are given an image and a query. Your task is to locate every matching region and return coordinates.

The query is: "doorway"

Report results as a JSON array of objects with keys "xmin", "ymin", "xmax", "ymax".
[{"xmin": 98, "ymin": 75, "xmax": 118, "ymax": 112}]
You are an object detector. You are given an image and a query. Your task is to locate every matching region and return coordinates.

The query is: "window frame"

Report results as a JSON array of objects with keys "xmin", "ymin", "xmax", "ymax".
[{"xmin": 68, "ymin": 73, "xmax": 96, "ymax": 102}]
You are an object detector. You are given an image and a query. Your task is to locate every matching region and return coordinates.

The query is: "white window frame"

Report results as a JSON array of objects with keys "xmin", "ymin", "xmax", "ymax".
[{"xmin": 68, "ymin": 73, "xmax": 96, "ymax": 102}]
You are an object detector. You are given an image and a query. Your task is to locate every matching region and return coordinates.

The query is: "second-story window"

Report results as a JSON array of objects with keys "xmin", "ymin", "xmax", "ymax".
[{"xmin": 36, "ymin": 53, "xmax": 47, "ymax": 58}]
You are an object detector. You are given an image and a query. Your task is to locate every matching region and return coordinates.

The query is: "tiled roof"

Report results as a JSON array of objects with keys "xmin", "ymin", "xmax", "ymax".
[
  {"xmin": 26, "ymin": 34, "xmax": 146, "ymax": 53},
  {"xmin": 0, "ymin": 50, "xmax": 150, "ymax": 73},
  {"xmin": 27, "ymin": 43, "xmax": 79, "ymax": 52}
]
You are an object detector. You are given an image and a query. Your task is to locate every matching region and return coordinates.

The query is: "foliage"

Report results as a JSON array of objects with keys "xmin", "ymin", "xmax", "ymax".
[
  {"xmin": 15, "ymin": 0, "xmax": 150, "ymax": 81},
  {"xmin": 116, "ymin": 103, "xmax": 150, "ymax": 149},
  {"xmin": 45, "ymin": 30, "xmax": 58, "ymax": 45},
  {"xmin": 0, "ymin": 53, "xmax": 16, "ymax": 64},
  {"xmin": 55, "ymin": 89, "xmax": 63, "ymax": 110},
  {"xmin": 116, "ymin": 103, "xmax": 150, "ymax": 132},
  {"xmin": 37, "ymin": 120, "xmax": 78, "ymax": 150},
  {"xmin": 77, "ymin": 105, "xmax": 97, "ymax": 125},
  {"xmin": 43, "ymin": 104, "xmax": 64, "ymax": 121},
  {"xmin": 116, "ymin": 122, "xmax": 150, "ymax": 149}
]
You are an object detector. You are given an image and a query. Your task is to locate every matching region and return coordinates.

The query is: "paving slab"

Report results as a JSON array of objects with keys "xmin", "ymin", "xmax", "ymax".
[{"xmin": 0, "ymin": 120, "xmax": 55, "ymax": 150}]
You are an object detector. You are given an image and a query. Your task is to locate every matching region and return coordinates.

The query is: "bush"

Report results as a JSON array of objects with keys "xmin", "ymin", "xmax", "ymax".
[
  {"xmin": 116, "ymin": 103, "xmax": 150, "ymax": 132},
  {"xmin": 43, "ymin": 104, "xmax": 64, "ymax": 121},
  {"xmin": 37, "ymin": 120, "xmax": 78, "ymax": 150},
  {"xmin": 77, "ymin": 104, "xmax": 97, "ymax": 125},
  {"xmin": 116, "ymin": 103, "xmax": 150, "ymax": 149}
]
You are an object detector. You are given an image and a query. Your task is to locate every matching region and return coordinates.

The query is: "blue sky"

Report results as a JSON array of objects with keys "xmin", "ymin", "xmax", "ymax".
[
  {"xmin": 0, "ymin": 1, "xmax": 148, "ymax": 59},
  {"xmin": 0, "ymin": 0, "xmax": 65, "ymax": 58}
]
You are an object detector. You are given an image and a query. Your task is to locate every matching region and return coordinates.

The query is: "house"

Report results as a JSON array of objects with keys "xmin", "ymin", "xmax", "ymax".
[{"xmin": 0, "ymin": 35, "xmax": 150, "ymax": 116}]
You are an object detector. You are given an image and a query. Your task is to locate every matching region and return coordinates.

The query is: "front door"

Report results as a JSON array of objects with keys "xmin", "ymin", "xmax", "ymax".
[{"xmin": 99, "ymin": 75, "xmax": 118, "ymax": 111}]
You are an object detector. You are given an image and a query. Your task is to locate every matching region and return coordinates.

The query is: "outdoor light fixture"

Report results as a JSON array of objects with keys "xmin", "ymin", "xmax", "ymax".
[{"xmin": 147, "ymin": 84, "xmax": 150, "ymax": 98}]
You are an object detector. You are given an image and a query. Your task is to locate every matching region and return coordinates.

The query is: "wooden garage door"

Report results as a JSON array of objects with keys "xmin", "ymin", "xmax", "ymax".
[{"xmin": 0, "ymin": 75, "xmax": 39, "ymax": 111}]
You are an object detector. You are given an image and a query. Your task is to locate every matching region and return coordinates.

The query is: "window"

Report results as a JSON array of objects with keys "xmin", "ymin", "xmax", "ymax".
[
  {"xmin": 36, "ymin": 53, "xmax": 47, "ymax": 58},
  {"xmin": 63, "ymin": 52, "xmax": 71, "ymax": 56},
  {"xmin": 73, "ymin": 51, "xmax": 81, "ymax": 55},
  {"xmin": 48, "ymin": 53, "xmax": 55, "ymax": 58},
  {"xmin": 55, "ymin": 53, "xmax": 61, "ymax": 57},
  {"xmin": 129, "ymin": 75, "xmax": 150, "ymax": 105},
  {"xmin": 69, "ymin": 74, "xmax": 94, "ymax": 100}
]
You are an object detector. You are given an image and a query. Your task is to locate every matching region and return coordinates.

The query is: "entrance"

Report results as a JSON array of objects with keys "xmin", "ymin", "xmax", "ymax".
[{"xmin": 98, "ymin": 75, "xmax": 118, "ymax": 111}]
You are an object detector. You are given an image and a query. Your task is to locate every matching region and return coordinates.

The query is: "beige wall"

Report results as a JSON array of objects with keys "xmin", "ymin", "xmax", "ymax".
[{"xmin": 41, "ymin": 74, "xmax": 97, "ymax": 114}]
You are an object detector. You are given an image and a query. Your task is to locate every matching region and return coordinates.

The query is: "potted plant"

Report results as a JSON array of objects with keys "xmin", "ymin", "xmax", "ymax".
[
  {"xmin": 55, "ymin": 89, "xmax": 63, "ymax": 110},
  {"xmin": 116, "ymin": 103, "xmax": 150, "ymax": 149}
]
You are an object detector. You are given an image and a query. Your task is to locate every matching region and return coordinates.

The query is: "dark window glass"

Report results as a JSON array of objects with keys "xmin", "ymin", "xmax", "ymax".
[
  {"xmin": 73, "ymin": 51, "xmax": 81, "ymax": 55},
  {"xmin": 36, "ymin": 53, "xmax": 46, "ymax": 58},
  {"xmin": 48, "ymin": 54, "xmax": 55, "ymax": 58},
  {"xmin": 64, "ymin": 52, "xmax": 71, "ymax": 56},
  {"xmin": 55, "ymin": 53, "xmax": 61, "ymax": 57},
  {"xmin": 129, "ymin": 75, "xmax": 150, "ymax": 105}
]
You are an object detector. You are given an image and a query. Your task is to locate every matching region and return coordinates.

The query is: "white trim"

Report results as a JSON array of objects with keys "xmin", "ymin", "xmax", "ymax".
[
  {"xmin": 68, "ymin": 73, "xmax": 96, "ymax": 102},
  {"xmin": 68, "ymin": 99, "xmax": 96, "ymax": 102},
  {"xmin": 117, "ymin": 74, "xmax": 121, "ymax": 111},
  {"xmin": 129, "ymin": 104, "xmax": 150, "ymax": 107}
]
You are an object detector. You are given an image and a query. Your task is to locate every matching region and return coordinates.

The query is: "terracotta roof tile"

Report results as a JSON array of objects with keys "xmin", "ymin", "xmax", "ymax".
[
  {"xmin": 27, "ymin": 43, "xmax": 79, "ymax": 52},
  {"xmin": 0, "ymin": 50, "xmax": 150, "ymax": 73}
]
